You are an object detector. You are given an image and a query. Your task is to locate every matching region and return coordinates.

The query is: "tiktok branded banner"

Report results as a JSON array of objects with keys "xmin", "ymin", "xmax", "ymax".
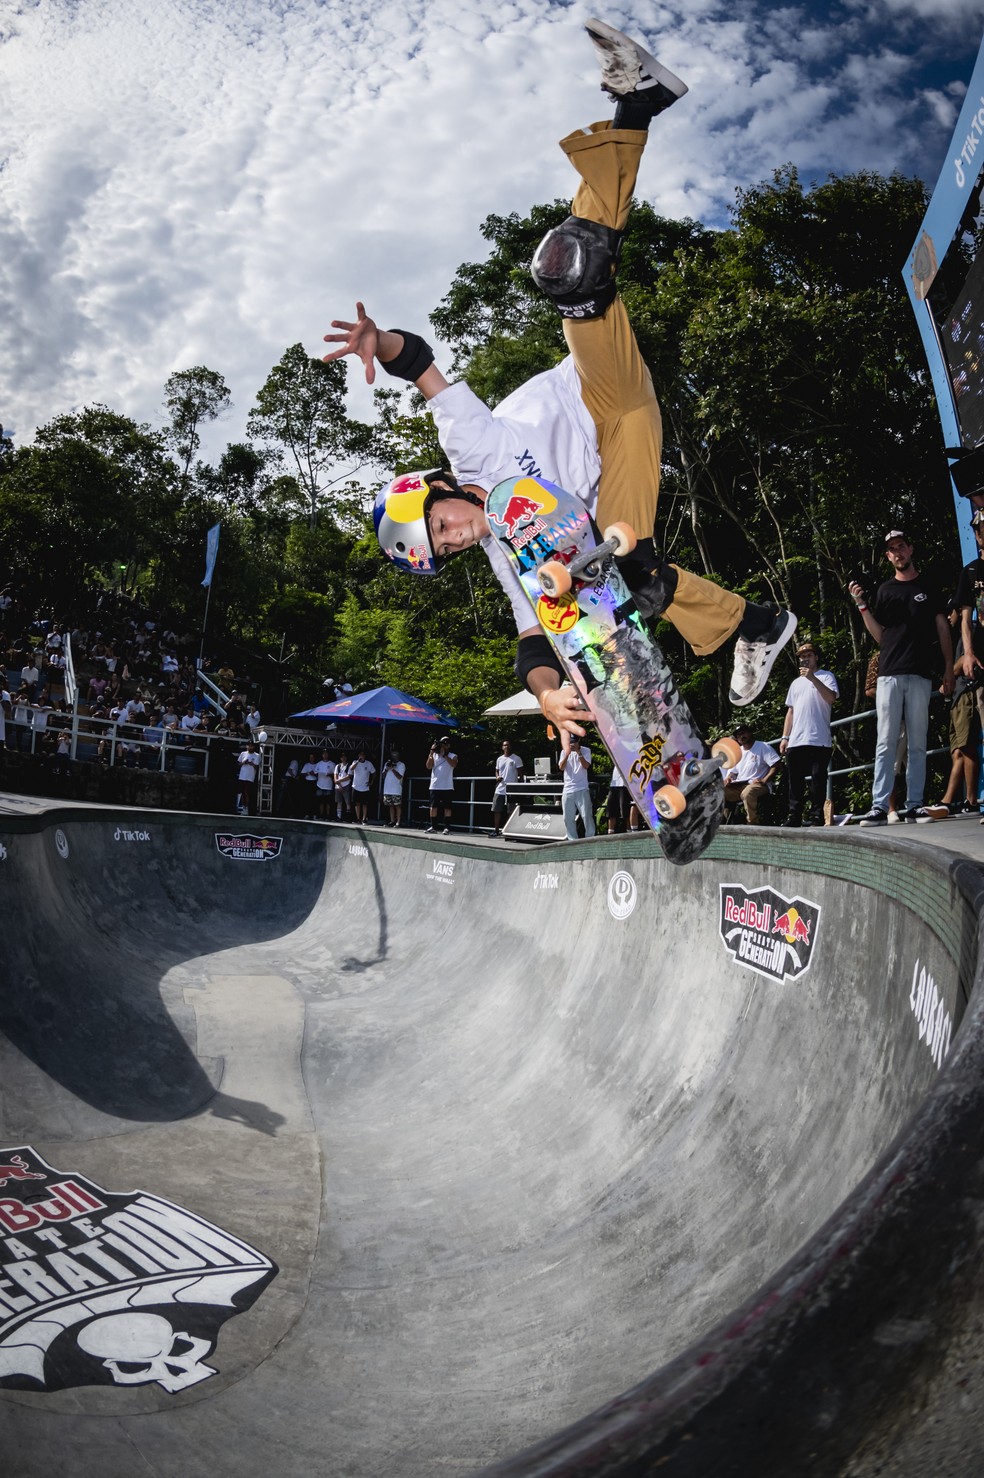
[
  {"xmin": 0, "ymin": 1147, "xmax": 276, "ymax": 1395},
  {"xmin": 718, "ymin": 884, "xmax": 822, "ymax": 984}
]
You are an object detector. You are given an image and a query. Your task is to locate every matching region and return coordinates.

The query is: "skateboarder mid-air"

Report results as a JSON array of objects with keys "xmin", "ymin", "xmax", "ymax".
[{"xmin": 323, "ymin": 19, "xmax": 796, "ymax": 740}]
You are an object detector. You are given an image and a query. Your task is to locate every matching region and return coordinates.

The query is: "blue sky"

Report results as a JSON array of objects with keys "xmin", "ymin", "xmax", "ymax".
[{"xmin": 1, "ymin": 0, "xmax": 983, "ymax": 456}]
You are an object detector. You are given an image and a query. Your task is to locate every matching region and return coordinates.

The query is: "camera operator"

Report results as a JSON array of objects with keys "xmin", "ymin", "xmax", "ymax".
[
  {"xmin": 559, "ymin": 731, "xmax": 594, "ymax": 840},
  {"xmin": 425, "ymin": 735, "xmax": 458, "ymax": 835}
]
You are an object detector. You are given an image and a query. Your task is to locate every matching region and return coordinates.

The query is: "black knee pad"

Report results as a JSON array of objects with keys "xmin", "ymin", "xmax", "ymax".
[
  {"xmin": 531, "ymin": 216, "xmax": 622, "ymax": 320},
  {"xmin": 515, "ymin": 633, "xmax": 564, "ymax": 690}
]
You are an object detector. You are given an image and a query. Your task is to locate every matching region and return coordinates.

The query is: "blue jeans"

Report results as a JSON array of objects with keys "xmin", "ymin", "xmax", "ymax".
[
  {"xmin": 562, "ymin": 787, "xmax": 596, "ymax": 840},
  {"xmin": 873, "ymin": 674, "xmax": 931, "ymax": 812}
]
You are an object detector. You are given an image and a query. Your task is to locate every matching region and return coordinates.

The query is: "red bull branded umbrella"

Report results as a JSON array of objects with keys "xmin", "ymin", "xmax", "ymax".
[{"xmin": 289, "ymin": 685, "xmax": 465, "ymax": 793}]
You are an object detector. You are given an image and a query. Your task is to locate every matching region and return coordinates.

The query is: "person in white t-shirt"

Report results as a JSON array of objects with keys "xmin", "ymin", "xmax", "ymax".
[
  {"xmin": 327, "ymin": 22, "xmax": 795, "ymax": 741},
  {"xmin": 301, "ymin": 751, "xmax": 320, "ymax": 819},
  {"xmin": 426, "ymin": 736, "xmax": 458, "ymax": 833},
  {"xmin": 314, "ymin": 750, "xmax": 335, "ymax": 820},
  {"xmin": 723, "ymin": 726, "xmax": 781, "ymax": 826},
  {"xmin": 559, "ymin": 733, "xmax": 594, "ymax": 840},
  {"xmin": 778, "ymin": 641, "xmax": 839, "ymax": 828},
  {"xmin": 350, "ymin": 749, "xmax": 376, "ymax": 823},
  {"xmin": 236, "ymin": 741, "xmax": 261, "ymax": 815},
  {"xmin": 381, "ymin": 749, "xmax": 406, "ymax": 827},
  {"xmin": 334, "ymin": 757, "xmax": 353, "ymax": 820},
  {"xmin": 491, "ymin": 740, "xmax": 524, "ymax": 836}
]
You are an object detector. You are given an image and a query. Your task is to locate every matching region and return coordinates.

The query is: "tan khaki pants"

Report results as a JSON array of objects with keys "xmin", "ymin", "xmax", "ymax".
[
  {"xmin": 559, "ymin": 122, "xmax": 744, "ymax": 657},
  {"xmin": 724, "ymin": 780, "xmax": 770, "ymax": 825}
]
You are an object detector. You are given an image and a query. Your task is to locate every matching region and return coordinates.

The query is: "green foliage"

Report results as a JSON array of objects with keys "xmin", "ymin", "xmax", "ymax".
[
  {"xmin": 163, "ymin": 366, "xmax": 231, "ymax": 482},
  {"xmin": 331, "ymin": 593, "xmax": 516, "ymax": 724},
  {"xmin": 0, "ymin": 407, "xmax": 180, "ymax": 599},
  {"xmin": 247, "ymin": 346, "xmax": 382, "ymax": 527}
]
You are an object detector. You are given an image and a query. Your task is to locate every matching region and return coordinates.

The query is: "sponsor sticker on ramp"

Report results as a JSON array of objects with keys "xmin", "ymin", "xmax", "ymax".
[
  {"xmin": 214, "ymin": 833, "xmax": 283, "ymax": 862},
  {"xmin": 719, "ymin": 884, "xmax": 821, "ymax": 983},
  {"xmin": 607, "ymin": 871, "xmax": 638, "ymax": 920},
  {"xmin": 0, "ymin": 1145, "xmax": 276, "ymax": 1395}
]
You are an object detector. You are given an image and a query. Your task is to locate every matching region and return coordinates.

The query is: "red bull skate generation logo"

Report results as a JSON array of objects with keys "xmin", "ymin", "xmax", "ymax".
[{"xmin": 718, "ymin": 884, "xmax": 821, "ymax": 984}]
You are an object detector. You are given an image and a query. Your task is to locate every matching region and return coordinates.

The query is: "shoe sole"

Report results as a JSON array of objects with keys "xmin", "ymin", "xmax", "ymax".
[
  {"xmin": 729, "ymin": 610, "xmax": 798, "ymax": 706},
  {"xmin": 585, "ymin": 18, "xmax": 688, "ymax": 100}
]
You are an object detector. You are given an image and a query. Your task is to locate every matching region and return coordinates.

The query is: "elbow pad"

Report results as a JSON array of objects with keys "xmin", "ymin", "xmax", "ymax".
[
  {"xmin": 515, "ymin": 632, "xmax": 564, "ymax": 691},
  {"xmin": 380, "ymin": 330, "xmax": 435, "ymax": 383}
]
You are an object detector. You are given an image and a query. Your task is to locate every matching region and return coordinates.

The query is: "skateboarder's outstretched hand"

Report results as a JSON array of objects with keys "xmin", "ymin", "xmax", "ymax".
[
  {"xmin": 323, "ymin": 301, "xmax": 384, "ymax": 384},
  {"xmin": 538, "ymin": 682, "xmax": 590, "ymax": 740}
]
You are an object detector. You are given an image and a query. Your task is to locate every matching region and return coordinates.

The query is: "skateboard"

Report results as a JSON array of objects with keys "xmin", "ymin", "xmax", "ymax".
[{"xmin": 486, "ymin": 475, "xmax": 740, "ymax": 865}]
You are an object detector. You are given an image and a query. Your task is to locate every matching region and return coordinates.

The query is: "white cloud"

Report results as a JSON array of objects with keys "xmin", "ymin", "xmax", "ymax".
[{"xmin": 0, "ymin": 0, "xmax": 979, "ymax": 457}]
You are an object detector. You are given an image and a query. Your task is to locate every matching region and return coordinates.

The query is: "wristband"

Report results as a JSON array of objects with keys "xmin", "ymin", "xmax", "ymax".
[
  {"xmin": 380, "ymin": 330, "xmax": 435, "ymax": 383},
  {"xmin": 856, "ymin": 603, "xmax": 868, "ymax": 612}
]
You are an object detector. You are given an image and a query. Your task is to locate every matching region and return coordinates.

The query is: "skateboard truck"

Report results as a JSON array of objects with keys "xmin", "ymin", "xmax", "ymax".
[
  {"xmin": 537, "ymin": 523, "xmax": 636, "ymax": 598},
  {"xmin": 653, "ymin": 740, "xmax": 741, "ymax": 820}
]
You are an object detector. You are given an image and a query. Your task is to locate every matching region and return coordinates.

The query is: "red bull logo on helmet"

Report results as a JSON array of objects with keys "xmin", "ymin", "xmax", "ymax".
[
  {"xmin": 718, "ymin": 884, "xmax": 821, "ymax": 984},
  {"xmin": 389, "ymin": 472, "xmax": 428, "ymax": 496}
]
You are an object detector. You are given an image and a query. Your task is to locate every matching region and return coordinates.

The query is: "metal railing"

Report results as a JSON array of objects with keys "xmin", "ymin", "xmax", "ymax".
[
  {"xmin": 759, "ymin": 705, "xmax": 952, "ymax": 811},
  {"xmin": 404, "ymin": 775, "xmax": 500, "ymax": 831}
]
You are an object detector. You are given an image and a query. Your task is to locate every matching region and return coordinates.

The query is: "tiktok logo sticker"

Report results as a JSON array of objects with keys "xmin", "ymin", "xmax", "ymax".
[{"xmin": 607, "ymin": 871, "xmax": 638, "ymax": 920}]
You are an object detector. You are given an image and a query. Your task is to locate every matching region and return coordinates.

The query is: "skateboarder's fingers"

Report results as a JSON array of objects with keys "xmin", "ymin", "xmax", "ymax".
[{"xmin": 540, "ymin": 688, "xmax": 589, "ymax": 738}]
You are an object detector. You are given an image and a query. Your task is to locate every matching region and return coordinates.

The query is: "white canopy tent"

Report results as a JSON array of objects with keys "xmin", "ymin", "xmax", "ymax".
[{"xmin": 482, "ymin": 690, "xmax": 542, "ymax": 718}]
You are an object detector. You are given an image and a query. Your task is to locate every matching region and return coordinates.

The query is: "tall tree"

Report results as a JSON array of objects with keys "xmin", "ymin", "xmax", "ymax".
[
  {"xmin": 163, "ymin": 366, "xmax": 232, "ymax": 484},
  {"xmin": 247, "ymin": 346, "xmax": 379, "ymax": 528}
]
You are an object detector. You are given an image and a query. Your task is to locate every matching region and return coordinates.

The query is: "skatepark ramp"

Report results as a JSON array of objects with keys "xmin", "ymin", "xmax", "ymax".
[{"xmin": 0, "ymin": 805, "xmax": 983, "ymax": 1476}]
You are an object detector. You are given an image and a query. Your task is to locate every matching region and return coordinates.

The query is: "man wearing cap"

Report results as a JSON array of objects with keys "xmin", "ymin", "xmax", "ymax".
[
  {"xmin": 778, "ymin": 641, "xmax": 839, "ymax": 827},
  {"xmin": 849, "ymin": 531, "xmax": 954, "ymax": 825}
]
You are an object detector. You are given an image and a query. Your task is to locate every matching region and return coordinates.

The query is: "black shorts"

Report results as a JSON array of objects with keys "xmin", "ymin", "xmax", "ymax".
[{"xmin": 606, "ymin": 786, "xmax": 631, "ymax": 821}]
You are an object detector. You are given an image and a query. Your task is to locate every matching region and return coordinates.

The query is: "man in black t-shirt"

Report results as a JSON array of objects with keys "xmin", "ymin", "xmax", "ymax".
[{"xmin": 848, "ymin": 530, "xmax": 954, "ymax": 825}]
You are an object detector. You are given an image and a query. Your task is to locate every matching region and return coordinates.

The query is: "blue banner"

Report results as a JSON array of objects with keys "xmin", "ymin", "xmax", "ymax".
[
  {"xmin": 904, "ymin": 32, "xmax": 984, "ymax": 562},
  {"xmin": 202, "ymin": 523, "xmax": 221, "ymax": 588}
]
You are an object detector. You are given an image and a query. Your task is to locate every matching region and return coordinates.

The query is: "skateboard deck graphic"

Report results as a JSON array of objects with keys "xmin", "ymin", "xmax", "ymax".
[{"xmin": 487, "ymin": 475, "xmax": 735, "ymax": 864}]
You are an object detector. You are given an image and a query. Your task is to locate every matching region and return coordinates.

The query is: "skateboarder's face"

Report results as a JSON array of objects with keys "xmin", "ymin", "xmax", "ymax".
[{"xmin": 427, "ymin": 488, "xmax": 490, "ymax": 557}]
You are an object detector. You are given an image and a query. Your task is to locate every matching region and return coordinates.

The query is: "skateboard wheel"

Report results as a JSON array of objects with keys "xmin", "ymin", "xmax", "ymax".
[
  {"xmin": 711, "ymin": 737, "xmax": 742, "ymax": 768},
  {"xmin": 654, "ymin": 785, "xmax": 686, "ymax": 820},
  {"xmin": 603, "ymin": 522, "xmax": 637, "ymax": 558},
  {"xmin": 538, "ymin": 560, "xmax": 572, "ymax": 597}
]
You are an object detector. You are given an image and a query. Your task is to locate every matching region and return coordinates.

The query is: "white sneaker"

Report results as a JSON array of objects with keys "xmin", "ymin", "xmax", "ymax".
[
  {"xmin": 585, "ymin": 19, "xmax": 688, "ymax": 106},
  {"xmin": 728, "ymin": 610, "xmax": 797, "ymax": 706},
  {"xmin": 887, "ymin": 810, "xmax": 901, "ymax": 824}
]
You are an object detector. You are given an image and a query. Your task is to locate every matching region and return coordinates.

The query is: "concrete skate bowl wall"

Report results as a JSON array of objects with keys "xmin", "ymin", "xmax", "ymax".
[{"xmin": 0, "ymin": 810, "xmax": 981, "ymax": 1478}]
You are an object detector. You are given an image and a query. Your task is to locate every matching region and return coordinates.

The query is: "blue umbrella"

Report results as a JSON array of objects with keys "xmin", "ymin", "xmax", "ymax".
[
  {"xmin": 290, "ymin": 685, "xmax": 461, "ymax": 728},
  {"xmin": 289, "ymin": 686, "xmax": 465, "ymax": 796}
]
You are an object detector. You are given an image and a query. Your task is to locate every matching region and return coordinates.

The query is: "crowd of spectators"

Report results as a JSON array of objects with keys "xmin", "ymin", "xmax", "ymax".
[{"xmin": 0, "ymin": 584, "xmax": 263, "ymax": 779}]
